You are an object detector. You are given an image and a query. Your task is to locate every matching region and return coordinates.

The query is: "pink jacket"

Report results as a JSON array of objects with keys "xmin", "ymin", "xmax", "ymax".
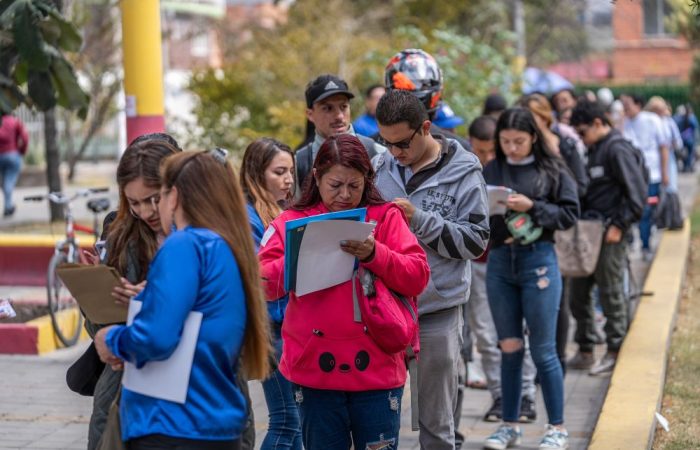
[
  {"xmin": 0, "ymin": 116, "xmax": 28, "ymax": 155},
  {"xmin": 259, "ymin": 202, "xmax": 429, "ymax": 391}
]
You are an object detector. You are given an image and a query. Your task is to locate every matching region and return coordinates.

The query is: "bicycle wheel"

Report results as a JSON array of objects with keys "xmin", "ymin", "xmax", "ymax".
[{"xmin": 47, "ymin": 250, "xmax": 84, "ymax": 347}]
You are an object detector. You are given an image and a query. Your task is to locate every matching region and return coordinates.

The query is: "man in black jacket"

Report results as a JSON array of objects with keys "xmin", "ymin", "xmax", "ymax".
[
  {"xmin": 567, "ymin": 100, "xmax": 648, "ymax": 376},
  {"xmin": 295, "ymin": 74, "xmax": 385, "ymax": 189}
]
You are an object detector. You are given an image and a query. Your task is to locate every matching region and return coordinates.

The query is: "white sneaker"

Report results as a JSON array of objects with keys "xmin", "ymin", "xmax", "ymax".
[
  {"xmin": 484, "ymin": 423, "xmax": 522, "ymax": 450},
  {"xmin": 589, "ymin": 352, "xmax": 617, "ymax": 377},
  {"xmin": 539, "ymin": 424, "xmax": 569, "ymax": 449}
]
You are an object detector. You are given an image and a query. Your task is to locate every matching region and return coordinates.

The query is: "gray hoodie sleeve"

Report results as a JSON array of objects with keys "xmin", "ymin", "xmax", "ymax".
[{"xmin": 410, "ymin": 171, "xmax": 490, "ymax": 260}]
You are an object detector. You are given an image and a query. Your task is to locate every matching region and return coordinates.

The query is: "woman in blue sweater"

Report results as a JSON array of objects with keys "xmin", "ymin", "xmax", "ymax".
[
  {"xmin": 240, "ymin": 138, "xmax": 299, "ymax": 449},
  {"xmin": 95, "ymin": 149, "xmax": 271, "ymax": 450}
]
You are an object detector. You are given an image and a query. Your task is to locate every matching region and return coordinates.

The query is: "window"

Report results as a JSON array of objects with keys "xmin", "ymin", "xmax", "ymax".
[{"xmin": 643, "ymin": 0, "xmax": 672, "ymax": 36}]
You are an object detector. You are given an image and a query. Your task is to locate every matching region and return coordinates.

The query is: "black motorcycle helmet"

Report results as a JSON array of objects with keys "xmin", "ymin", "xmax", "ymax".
[{"xmin": 384, "ymin": 49, "xmax": 443, "ymax": 113}]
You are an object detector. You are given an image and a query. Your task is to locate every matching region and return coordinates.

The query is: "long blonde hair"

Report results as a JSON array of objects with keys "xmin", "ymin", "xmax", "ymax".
[
  {"xmin": 240, "ymin": 138, "xmax": 294, "ymax": 227},
  {"xmin": 161, "ymin": 151, "xmax": 271, "ymax": 379}
]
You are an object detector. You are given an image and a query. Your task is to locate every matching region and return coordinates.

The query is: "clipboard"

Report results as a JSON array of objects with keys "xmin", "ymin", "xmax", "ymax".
[{"xmin": 55, "ymin": 263, "xmax": 127, "ymax": 324}]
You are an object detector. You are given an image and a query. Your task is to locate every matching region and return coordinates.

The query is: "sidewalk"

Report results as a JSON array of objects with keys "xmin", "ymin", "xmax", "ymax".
[
  {"xmin": 0, "ymin": 171, "xmax": 696, "ymax": 450},
  {"xmin": 0, "ymin": 161, "xmax": 118, "ymax": 231}
]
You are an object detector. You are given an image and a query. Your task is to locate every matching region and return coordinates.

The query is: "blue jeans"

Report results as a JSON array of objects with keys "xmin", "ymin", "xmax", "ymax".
[
  {"xmin": 293, "ymin": 385, "xmax": 403, "ymax": 450},
  {"xmin": 487, "ymin": 242, "xmax": 564, "ymax": 425},
  {"xmin": 639, "ymin": 183, "xmax": 660, "ymax": 250},
  {"xmin": 261, "ymin": 324, "xmax": 302, "ymax": 450},
  {"xmin": 0, "ymin": 151, "xmax": 21, "ymax": 214}
]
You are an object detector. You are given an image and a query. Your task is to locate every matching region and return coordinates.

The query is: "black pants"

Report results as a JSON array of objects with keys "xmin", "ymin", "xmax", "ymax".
[{"xmin": 128, "ymin": 434, "xmax": 240, "ymax": 450}]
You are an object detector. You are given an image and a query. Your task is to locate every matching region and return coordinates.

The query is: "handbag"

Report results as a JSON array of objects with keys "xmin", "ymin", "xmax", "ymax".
[
  {"xmin": 66, "ymin": 342, "xmax": 106, "ymax": 396},
  {"xmin": 554, "ymin": 220, "xmax": 605, "ymax": 278},
  {"xmin": 351, "ymin": 267, "xmax": 420, "ymax": 431},
  {"xmin": 351, "ymin": 267, "xmax": 418, "ymax": 355},
  {"xmin": 97, "ymin": 387, "xmax": 126, "ymax": 450},
  {"xmin": 655, "ymin": 189, "xmax": 684, "ymax": 230}
]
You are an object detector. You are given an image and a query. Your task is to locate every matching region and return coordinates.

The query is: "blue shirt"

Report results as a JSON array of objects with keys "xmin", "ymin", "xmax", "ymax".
[
  {"xmin": 353, "ymin": 113, "xmax": 379, "ymax": 138},
  {"xmin": 247, "ymin": 203, "xmax": 288, "ymax": 323},
  {"xmin": 106, "ymin": 227, "xmax": 247, "ymax": 441}
]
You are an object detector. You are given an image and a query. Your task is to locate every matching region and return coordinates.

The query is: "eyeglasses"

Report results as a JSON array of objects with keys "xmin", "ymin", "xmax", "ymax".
[
  {"xmin": 170, "ymin": 147, "xmax": 230, "ymax": 184},
  {"xmin": 378, "ymin": 125, "xmax": 422, "ymax": 150}
]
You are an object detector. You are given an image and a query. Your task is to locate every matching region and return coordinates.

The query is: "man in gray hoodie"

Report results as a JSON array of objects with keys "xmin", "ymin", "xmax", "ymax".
[{"xmin": 373, "ymin": 90, "xmax": 490, "ymax": 449}]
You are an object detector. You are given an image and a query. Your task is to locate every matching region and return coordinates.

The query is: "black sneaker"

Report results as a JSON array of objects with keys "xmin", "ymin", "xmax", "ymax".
[
  {"xmin": 483, "ymin": 397, "xmax": 502, "ymax": 422},
  {"xmin": 519, "ymin": 396, "xmax": 537, "ymax": 423},
  {"xmin": 3, "ymin": 206, "xmax": 15, "ymax": 217}
]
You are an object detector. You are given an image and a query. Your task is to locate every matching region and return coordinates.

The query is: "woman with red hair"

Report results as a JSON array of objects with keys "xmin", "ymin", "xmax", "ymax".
[{"xmin": 258, "ymin": 134, "xmax": 429, "ymax": 450}]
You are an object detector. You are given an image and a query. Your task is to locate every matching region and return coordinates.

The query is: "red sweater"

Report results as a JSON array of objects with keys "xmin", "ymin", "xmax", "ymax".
[
  {"xmin": 259, "ymin": 202, "xmax": 430, "ymax": 391},
  {"xmin": 0, "ymin": 116, "xmax": 28, "ymax": 155}
]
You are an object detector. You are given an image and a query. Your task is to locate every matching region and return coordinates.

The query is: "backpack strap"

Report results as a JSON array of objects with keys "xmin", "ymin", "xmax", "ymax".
[{"xmin": 405, "ymin": 344, "xmax": 419, "ymax": 431}]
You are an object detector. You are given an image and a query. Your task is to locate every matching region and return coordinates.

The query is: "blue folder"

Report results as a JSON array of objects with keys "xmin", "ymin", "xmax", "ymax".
[{"xmin": 284, "ymin": 207, "xmax": 367, "ymax": 293}]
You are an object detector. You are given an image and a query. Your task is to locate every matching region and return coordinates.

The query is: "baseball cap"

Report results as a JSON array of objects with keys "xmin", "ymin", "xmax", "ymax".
[
  {"xmin": 433, "ymin": 103, "xmax": 465, "ymax": 129},
  {"xmin": 305, "ymin": 74, "xmax": 355, "ymax": 108}
]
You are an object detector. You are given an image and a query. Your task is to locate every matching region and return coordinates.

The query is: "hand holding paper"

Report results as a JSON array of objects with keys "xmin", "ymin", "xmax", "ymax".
[
  {"xmin": 339, "ymin": 233, "xmax": 375, "ymax": 261},
  {"xmin": 487, "ymin": 185, "xmax": 515, "ymax": 216}
]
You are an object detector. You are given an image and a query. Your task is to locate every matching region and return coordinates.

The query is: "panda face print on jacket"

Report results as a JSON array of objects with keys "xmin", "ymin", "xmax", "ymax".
[{"xmin": 319, "ymin": 350, "xmax": 370, "ymax": 373}]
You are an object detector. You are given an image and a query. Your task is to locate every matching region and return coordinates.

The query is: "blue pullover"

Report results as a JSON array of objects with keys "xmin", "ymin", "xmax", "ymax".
[
  {"xmin": 106, "ymin": 227, "xmax": 247, "ymax": 441},
  {"xmin": 246, "ymin": 203, "xmax": 288, "ymax": 323}
]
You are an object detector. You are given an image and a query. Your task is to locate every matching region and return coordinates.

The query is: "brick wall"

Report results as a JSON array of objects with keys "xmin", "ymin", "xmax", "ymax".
[{"xmin": 611, "ymin": 0, "xmax": 694, "ymax": 83}]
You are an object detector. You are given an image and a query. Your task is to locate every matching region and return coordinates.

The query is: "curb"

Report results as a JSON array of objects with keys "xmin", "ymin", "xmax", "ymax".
[
  {"xmin": 589, "ymin": 220, "xmax": 691, "ymax": 449},
  {"xmin": 0, "ymin": 234, "xmax": 95, "ymax": 286},
  {"xmin": 0, "ymin": 308, "xmax": 88, "ymax": 354}
]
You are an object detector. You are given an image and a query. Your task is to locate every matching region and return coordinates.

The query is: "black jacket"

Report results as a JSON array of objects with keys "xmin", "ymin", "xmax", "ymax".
[
  {"xmin": 582, "ymin": 130, "xmax": 648, "ymax": 232},
  {"xmin": 483, "ymin": 158, "xmax": 580, "ymax": 248},
  {"xmin": 556, "ymin": 131, "xmax": 588, "ymax": 198}
]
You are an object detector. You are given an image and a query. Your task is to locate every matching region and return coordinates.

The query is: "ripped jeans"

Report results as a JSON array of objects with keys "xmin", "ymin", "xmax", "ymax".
[
  {"xmin": 292, "ymin": 384, "xmax": 403, "ymax": 450},
  {"xmin": 487, "ymin": 242, "xmax": 564, "ymax": 425}
]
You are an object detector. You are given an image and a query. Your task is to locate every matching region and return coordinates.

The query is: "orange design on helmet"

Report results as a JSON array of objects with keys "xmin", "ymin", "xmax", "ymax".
[{"xmin": 392, "ymin": 72, "xmax": 416, "ymax": 90}]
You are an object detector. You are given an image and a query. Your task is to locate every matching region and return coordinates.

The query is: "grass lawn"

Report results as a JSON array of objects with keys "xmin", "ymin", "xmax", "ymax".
[{"xmin": 653, "ymin": 199, "xmax": 700, "ymax": 449}]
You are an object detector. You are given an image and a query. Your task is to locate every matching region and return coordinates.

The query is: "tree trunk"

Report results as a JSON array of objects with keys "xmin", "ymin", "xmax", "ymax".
[{"xmin": 44, "ymin": 108, "xmax": 64, "ymax": 221}]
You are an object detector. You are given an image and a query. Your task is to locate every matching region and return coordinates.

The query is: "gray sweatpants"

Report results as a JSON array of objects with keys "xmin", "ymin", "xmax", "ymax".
[
  {"xmin": 87, "ymin": 365, "xmax": 122, "ymax": 450},
  {"xmin": 418, "ymin": 305, "xmax": 463, "ymax": 450}
]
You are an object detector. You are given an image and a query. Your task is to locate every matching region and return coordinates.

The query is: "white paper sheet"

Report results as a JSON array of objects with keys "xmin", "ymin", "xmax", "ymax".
[
  {"xmin": 487, "ymin": 185, "xmax": 514, "ymax": 216},
  {"xmin": 294, "ymin": 220, "xmax": 376, "ymax": 296},
  {"xmin": 121, "ymin": 300, "xmax": 202, "ymax": 404}
]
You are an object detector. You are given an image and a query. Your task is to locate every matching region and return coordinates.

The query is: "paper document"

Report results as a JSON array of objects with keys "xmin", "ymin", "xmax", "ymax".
[
  {"xmin": 487, "ymin": 185, "xmax": 515, "ymax": 216},
  {"xmin": 294, "ymin": 220, "xmax": 376, "ymax": 296},
  {"xmin": 55, "ymin": 263, "xmax": 126, "ymax": 324},
  {"xmin": 121, "ymin": 300, "xmax": 202, "ymax": 404},
  {"xmin": 284, "ymin": 208, "xmax": 375, "ymax": 296}
]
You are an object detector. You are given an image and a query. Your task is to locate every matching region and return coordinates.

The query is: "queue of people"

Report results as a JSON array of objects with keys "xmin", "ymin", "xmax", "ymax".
[{"xmin": 63, "ymin": 47, "xmax": 686, "ymax": 450}]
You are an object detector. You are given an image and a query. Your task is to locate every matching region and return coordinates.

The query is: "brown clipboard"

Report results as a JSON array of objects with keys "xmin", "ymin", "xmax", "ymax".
[{"xmin": 55, "ymin": 263, "xmax": 127, "ymax": 325}]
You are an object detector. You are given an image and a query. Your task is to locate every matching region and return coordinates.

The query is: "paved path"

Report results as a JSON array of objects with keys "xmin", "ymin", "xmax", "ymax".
[{"xmin": 0, "ymin": 168, "xmax": 696, "ymax": 450}]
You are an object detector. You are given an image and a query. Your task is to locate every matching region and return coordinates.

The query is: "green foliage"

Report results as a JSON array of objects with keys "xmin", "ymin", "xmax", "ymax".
[
  {"xmin": 187, "ymin": 0, "xmax": 519, "ymax": 153},
  {"xmin": 0, "ymin": 0, "xmax": 89, "ymax": 117}
]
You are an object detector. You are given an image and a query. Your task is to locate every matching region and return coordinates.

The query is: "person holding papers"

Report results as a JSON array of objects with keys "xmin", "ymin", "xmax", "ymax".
[
  {"xmin": 481, "ymin": 108, "xmax": 579, "ymax": 450},
  {"xmin": 240, "ymin": 138, "xmax": 301, "ymax": 450},
  {"xmin": 258, "ymin": 134, "xmax": 429, "ymax": 450},
  {"xmin": 83, "ymin": 135, "xmax": 181, "ymax": 450},
  {"xmin": 94, "ymin": 150, "xmax": 271, "ymax": 450}
]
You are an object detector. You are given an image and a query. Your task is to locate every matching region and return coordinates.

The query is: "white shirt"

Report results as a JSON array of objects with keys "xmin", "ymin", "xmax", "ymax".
[{"xmin": 623, "ymin": 111, "xmax": 666, "ymax": 183}]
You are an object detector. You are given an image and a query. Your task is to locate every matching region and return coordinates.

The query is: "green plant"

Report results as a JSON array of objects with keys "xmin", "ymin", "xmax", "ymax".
[{"xmin": 0, "ymin": 0, "xmax": 89, "ymax": 117}]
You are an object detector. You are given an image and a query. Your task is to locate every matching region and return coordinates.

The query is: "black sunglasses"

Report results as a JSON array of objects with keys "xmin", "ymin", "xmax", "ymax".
[{"xmin": 378, "ymin": 125, "xmax": 422, "ymax": 150}]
